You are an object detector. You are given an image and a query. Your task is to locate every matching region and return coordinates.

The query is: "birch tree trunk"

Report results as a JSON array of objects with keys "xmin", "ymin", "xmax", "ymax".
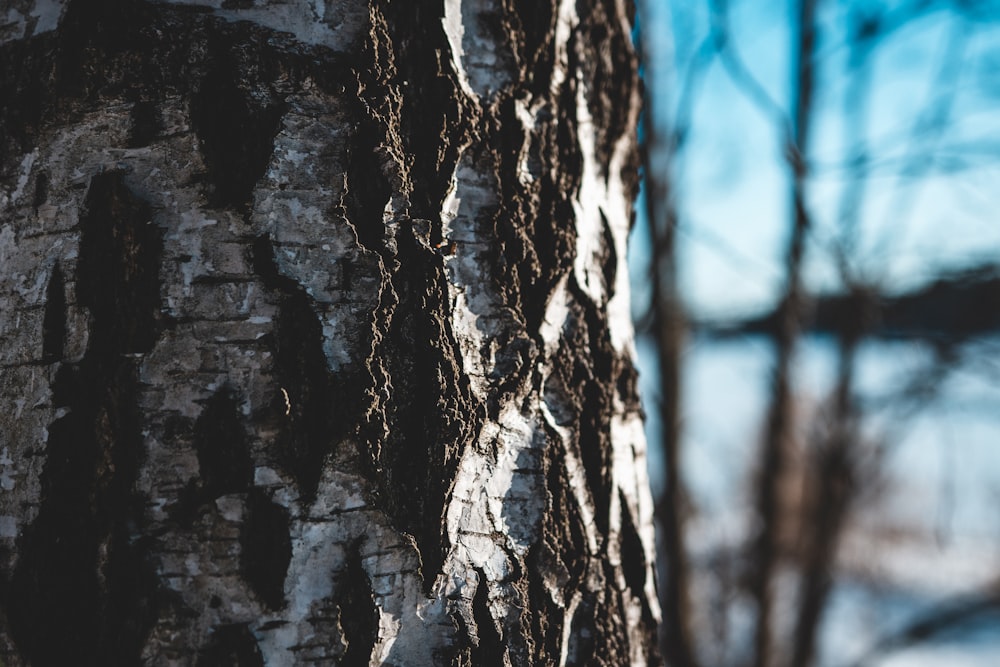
[{"xmin": 0, "ymin": 1, "xmax": 658, "ymax": 665}]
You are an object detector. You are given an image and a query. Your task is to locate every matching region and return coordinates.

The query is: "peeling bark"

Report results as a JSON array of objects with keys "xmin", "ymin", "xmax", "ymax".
[{"xmin": 0, "ymin": 1, "xmax": 658, "ymax": 665}]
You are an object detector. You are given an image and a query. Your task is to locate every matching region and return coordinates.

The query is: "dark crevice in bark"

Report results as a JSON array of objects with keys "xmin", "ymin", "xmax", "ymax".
[
  {"xmin": 619, "ymin": 490, "xmax": 651, "ymax": 621},
  {"xmin": 338, "ymin": 544, "xmax": 379, "ymax": 667},
  {"xmin": 600, "ymin": 211, "xmax": 618, "ymax": 300},
  {"xmin": 491, "ymin": 98, "xmax": 536, "ymax": 338},
  {"xmin": 379, "ymin": 227, "xmax": 479, "ymax": 594},
  {"xmin": 250, "ymin": 234, "xmax": 354, "ymax": 502},
  {"xmin": 190, "ymin": 52, "xmax": 286, "ymax": 210},
  {"xmin": 248, "ymin": 235, "xmax": 289, "ymax": 292},
  {"xmin": 196, "ymin": 623, "xmax": 265, "ymax": 667},
  {"xmin": 6, "ymin": 171, "xmax": 162, "ymax": 667},
  {"xmin": 239, "ymin": 488, "xmax": 291, "ymax": 611},
  {"xmin": 491, "ymin": 39, "xmax": 581, "ymax": 338},
  {"xmin": 471, "ymin": 569, "xmax": 506, "ymax": 667},
  {"xmin": 512, "ymin": 429, "xmax": 588, "ymax": 664},
  {"xmin": 504, "ymin": 0, "xmax": 556, "ymax": 92},
  {"xmin": 560, "ymin": 280, "xmax": 617, "ymax": 534},
  {"xmin": 524, "ymin": 545, "xmax": 565, "ymax": 665},
  {"xmin": 595, "ymin": 562, "xmax": 633, "ymax": 667},
  {"xmin": 577, "ymin": 402, "xmax": 612, "ymax": 532},
  {"xmin": 615, "ymin": 356, "xmax": 643, "ymax": 414},
  {"xmin": 448, "ymin": 615, "xmax": 475, "ymax": 667},
  {"xmin": 42, "ymin": 263, "xmax": 66, "ymax": 363},
  {"xmin": 565, "ymin": 591, "xmax": 598, "ymax": 667},
  {"xmin": 521, "ymin": 207, "xmax": 573, "ymax": 337},
  {"xmin": 273, "ymin": 284, "xmax": 340, "ymax": 498},
  {"xmin": 344, "ymin": 123, "xmax": 392, "ymax": 253},
  {"xmin": 548, "ymin": 435, "xmax": 589, "ymax": 580},
  {"xmin": 377, "ymin": 1, "xmax": 471, "ymax": 221},
  {"xmin": 493, "ymin": 86, "xmax": 578, "ymax": 339},
  {"xmin": 578, "ymin": 1, "xmax": 636, "ymax": 181},
  {"xmin": 556, "ymin": 74, "xmax": 584, "ymax": 196}
]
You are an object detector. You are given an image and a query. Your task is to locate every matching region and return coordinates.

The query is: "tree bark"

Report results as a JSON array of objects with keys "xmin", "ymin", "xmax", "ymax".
[{"xmin": 0, "ymin": 1, "xmax": 658, "ymax": 665}]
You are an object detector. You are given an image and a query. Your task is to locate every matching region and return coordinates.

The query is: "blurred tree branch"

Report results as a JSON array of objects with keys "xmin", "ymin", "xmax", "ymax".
[{"xmin": 847, "ymin": 585, "xmax": 1000, "ymax": 667}]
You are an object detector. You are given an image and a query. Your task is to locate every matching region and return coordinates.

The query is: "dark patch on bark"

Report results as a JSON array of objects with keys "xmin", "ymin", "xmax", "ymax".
[
  {"xmin": 52, "ymin": 0, "xmax": 157, "ymax": 102},
  {"xmin": 189, "ymin": 52, "xmax": 286, "ymax": 210},
  {"xmin": 0, "ymin": 0, "xmax": 358, "ymax": 183},
  {"xmin": 0, "ymin": 30, "xmax": 52, "ymax": 165},
  {"xmin": 196, "ymin": 623, "xmax": 265, "ymax": 667},
  {"xmin": 5, "ymin": 171, "xmax": 162, "ymax": 666},
  {"xmin": 338, "ymin": 545, "xmax": 379, "ymax": 667},
  {"xmin": 32, "ymin": 170, "xmax": 49, "ymax": 209},
  {"xmin": 195, "ymin": 389, "xmax": 253, "ymax": 497},
  {"xmin": 77, "ymin": 170, "xmax": 164, "ymax": 353},
  {"xmin": 248, "ymin": 234, "xmax": 288, "ymax": 292},
  {"xmin": 578, "ymin": 398, "xmax": 612, "ymax": 534},
  {"xmin": 272, "ymin": 279, "xmax": 338, "ymax": 499},
  {"xmin": 42, "ymin": 263, "xmax": 66, "ymax": 363},
  {"xmin": 128, "ymin": 99, "xmax": 162, "ymax": 147},
  {"xmin": 171, "ymin": 388, "xmax": 254, "ymax": 526},
  {"xmin": 250, "ymin": 234, "xmax": 352, "ymax": 502},
  {"xmin": 239, "ymin": 488, "xmax": 291, "ymax": 611}
]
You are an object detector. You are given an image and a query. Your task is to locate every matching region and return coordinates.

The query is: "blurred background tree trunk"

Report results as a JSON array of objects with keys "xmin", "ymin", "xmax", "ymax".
[{"xmin": 636, "ymin": 2, "xmax": 1000, "ymax": 667}]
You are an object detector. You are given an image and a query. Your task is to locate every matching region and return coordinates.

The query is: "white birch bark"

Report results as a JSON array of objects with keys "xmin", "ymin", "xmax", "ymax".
[{"xmin": 0, "ymin": 1, "xmax": 659, "ymax": 665}]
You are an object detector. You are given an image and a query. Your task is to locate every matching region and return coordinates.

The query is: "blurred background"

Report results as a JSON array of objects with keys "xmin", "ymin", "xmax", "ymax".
[{"xmin": 632, "ymin": 1, "xmax": 1000, "ymax": 666}]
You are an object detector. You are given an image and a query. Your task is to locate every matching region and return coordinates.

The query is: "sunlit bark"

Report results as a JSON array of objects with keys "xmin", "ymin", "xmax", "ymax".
[{"xmin": 0, "ymin": 1, "xmax": 659, "ymax": 665}]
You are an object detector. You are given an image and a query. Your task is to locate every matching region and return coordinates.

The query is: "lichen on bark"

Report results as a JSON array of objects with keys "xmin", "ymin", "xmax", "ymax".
[{"xmin": 0, "ymin": 1, "xmax": 658, "ymax": 665}]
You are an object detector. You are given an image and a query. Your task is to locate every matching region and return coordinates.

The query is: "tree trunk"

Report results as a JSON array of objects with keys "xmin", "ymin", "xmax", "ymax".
[{"xmin": 0, "ymin": 1, "xmax": 658, "ymax": 665}]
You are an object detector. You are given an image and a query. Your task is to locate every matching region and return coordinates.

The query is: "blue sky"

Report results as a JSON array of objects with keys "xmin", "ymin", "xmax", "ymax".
[
  {"xmin": 636, "ymin": 0, "xmax": 1000, "ymax": 320},
  {"xmin": 632, "ymin": 6, "xmax": 1000, "ymax": 663}
]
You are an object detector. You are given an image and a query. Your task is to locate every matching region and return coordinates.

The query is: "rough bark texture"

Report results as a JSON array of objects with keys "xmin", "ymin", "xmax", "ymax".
[{"xmin": 0, "ymin": 1, "xmax": 658, "ymax": 665}]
